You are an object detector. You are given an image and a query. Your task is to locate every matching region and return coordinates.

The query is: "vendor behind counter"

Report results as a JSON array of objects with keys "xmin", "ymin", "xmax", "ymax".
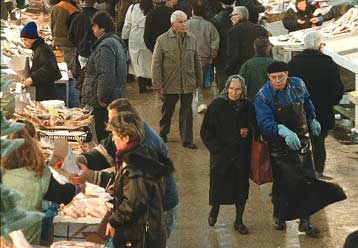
[
  {"xmin": 20, "ymin": 21, "xmax": 62, "ymax": 101},
  {"xmin": 282, "ymin": 0, "xmax": 354, "ymax": 32},
  {"xmin": 1, "ymin": 120, "xmax": 78, "ymax": 245}
]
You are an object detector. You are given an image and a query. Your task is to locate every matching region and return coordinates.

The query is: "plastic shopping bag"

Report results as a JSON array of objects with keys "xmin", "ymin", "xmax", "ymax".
[
  {"xmin": 192, "ymin": 89, "xmax": 199, "ymax": 113},
  {"xmin": 103, "ymin": 238, "xmax": 115, "ymax": 248}
]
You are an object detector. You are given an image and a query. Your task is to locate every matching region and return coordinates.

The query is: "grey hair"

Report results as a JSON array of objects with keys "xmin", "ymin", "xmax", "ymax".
[
  {"xmin": 304, "ymin": 31, "xmax": 323, "ymax": 50},
  {"xmin": 232, "ymin": 6, "xmax": 249, "ymax": 21},
  {"xmin": 170, "ymin": 10, "xmax": 187, "ymax": 24}
]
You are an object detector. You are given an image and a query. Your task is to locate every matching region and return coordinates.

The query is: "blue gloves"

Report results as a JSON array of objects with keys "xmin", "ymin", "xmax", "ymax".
[
  {"xmin": 310, "ymin": 119, "xmax": 321, "ymax": 136},
  {"xmin": 277, "ymin": 124, "xmax": 301, "ymax": 151}
]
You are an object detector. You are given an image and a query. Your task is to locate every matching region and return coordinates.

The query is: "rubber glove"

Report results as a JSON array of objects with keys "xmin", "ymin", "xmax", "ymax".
[
  {"xmin": 310, "ymin": 118, "xmax": 321, "ymax": 136},
  {"xmin": 277, "ymin": 124, "xmax": 301, "ymax": 151}
]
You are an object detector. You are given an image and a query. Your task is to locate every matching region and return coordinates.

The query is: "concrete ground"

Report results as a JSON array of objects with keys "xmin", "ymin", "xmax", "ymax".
[{"xmin": 126, "ymin": 82, "xmax": 358, "ymax": 248}]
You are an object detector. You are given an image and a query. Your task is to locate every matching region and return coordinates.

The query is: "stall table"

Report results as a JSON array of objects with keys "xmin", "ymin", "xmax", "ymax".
[
  {"xmin": 53, "ymin": 215, "xmax": 101, "ymax": 240},
  {"xmin": 322, "ymin": 34, "xmax": 358, "ymax": 128}
]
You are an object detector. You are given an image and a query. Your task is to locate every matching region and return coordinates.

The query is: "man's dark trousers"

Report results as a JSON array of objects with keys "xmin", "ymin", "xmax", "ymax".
[{"xmin": 160, "ymin": 93, "xmax": 193, "ymax": 144}]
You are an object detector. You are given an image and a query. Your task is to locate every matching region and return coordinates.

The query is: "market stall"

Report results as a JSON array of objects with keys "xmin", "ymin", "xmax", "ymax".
[
  {"xmin": 269, "ymin": 6, "xmax": 358, "ymax": 60},
  {"xmin": 269, "ymin": 6, "xmax": 358, "ymax": 129},
  {"xmin": 1, "ymin": 18, "xmax": 72, "ymax": 106},
  {"xmin": 322, "ymin": 35, "xmax": 358, "ymax": 129}
]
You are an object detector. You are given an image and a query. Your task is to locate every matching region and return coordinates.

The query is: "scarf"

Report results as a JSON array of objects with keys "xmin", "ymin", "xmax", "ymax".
[
  {"xmin": 115, "ymin": 141, "xmax": 138, "ymax": 170},
  {"xmin": 217, "ymin": 74, "xmax": 247, "ymax": 112}
]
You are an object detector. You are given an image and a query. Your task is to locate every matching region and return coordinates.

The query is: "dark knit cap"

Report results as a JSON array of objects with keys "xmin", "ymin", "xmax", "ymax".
[
  {"xmin": 20, "ymin": 22, "xmax": 39, "ymax": 39},
  {"xmin": 221, "ymin": 0, "xmax": 235, "ymax": 5},
  {"xmin": 267, "ymin": 61, "xmax": 288, "ymax": 74}
]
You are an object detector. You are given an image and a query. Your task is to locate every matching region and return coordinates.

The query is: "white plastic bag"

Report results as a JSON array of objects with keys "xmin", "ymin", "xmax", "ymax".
[{"xmin": 192, "ymin": 89, "xmax": 199, "ymax": 113}]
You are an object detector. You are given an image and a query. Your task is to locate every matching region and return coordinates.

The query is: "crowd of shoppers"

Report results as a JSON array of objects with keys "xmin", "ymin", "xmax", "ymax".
[{"xmin": 3, "ymin": 0, "xmax": 355, "ymax": 245}]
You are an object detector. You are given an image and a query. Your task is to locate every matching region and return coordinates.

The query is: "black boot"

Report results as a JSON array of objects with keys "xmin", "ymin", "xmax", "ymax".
[
  {"xmin": 234, "ymin": 203, "xmax": 248, "ymax": 234},
  {"xmin": 137, "ymin": 77, "xmax": 147, "ymax": 93},
  {"xmin": 299, "ymin": 218, "xmax": 320, "ymax": 238},
  {"xmin": 144, "ymin": 78, "xmax": 153, "ymax": 88},
  {"xmin": 208, "ymin": 205, "xmax": 220, "ymax": 226},
  {"xmin": 273, "ymin": 217, "xmax": 286, "ymax": 230}
]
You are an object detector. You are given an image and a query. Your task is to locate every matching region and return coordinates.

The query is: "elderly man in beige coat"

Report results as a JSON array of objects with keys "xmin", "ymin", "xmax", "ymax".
[{"xmin": 152, "ymin": 10, "xmax": 202, "ymax": 149}]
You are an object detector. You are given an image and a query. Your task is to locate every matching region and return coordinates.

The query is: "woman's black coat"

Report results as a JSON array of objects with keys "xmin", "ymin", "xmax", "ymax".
[{"xmin": 200, "ymin": 97, "xmax": 256, "ymax": 205}]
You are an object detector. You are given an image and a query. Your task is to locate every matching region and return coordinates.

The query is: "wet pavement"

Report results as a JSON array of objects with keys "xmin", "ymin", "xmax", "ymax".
[{"xmin": 126, "ymin": 83, "xmax": 358, "ymax": 248}]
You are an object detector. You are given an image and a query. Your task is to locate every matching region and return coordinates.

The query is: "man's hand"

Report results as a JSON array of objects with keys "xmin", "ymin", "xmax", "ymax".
[
  {"xmin": 310, "ymin": 17, "xmax": 319, "ymax": 24},
  {"xmin": 69, "ymin": 163, "xmax": 89, "ymax": 185},
  {"xmin": 157, "ymin": 87, "xmax": 164, "ymax": 102},
  {"xmin": 240, "ymin": 128, "xmax": 248, "ymax": 138},
  {"xmin": 265, "ymin": 5, "xmax": 272, "ymax": 11},
  {"xmin": 99, "ymin": 101, "xmax": 107, "ymax": 108},
  {"xmin": 297, "ymin": 19, "xmax": 306, "ymax": 24},
  {"xmin": 310, "ymin": 118, "xmax": 321, "ymax": 136},
  {"xmin": 277, "ymin": 124, "xmax": 301, "ymax": 151},
  {"xmin": 105, "ymin": 223, "xmax": 115, "ymax": 238},
  {"xmin": 23, "ymin": 77, "xmax": 33, "ymax": 87}
]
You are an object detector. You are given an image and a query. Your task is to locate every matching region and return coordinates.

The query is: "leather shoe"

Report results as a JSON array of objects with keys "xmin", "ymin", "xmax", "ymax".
[
  {"xmin": 234, "ymin": 222, "xmax": 249, "ymax": 235},
  {"xmin": 273, "ymin": 218, "xmax": 286, "ymax": 230},
  {"xmin": 208, "ymin": 216, "xmax": 217, "ymax": 226},
  {"xmin": 315, "ymin": 172, "xmax": 333, "ymax": 180},
  {"xmin": 183, "ymin": 142, "xmax": 198, "ymax": 149},
  {"xmin": 298, "ymin": 219, "xmax": 320, "ymax": 238}
]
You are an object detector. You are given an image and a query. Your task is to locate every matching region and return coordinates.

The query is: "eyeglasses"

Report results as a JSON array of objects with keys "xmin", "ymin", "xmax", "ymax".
[{"xmin": 230, "ymin": 13, "xmax": 239, "ymax": 17}]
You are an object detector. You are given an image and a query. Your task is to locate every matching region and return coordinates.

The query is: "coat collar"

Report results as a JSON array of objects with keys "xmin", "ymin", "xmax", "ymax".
[
  {"xmin": 300, "ymin": 49, "xmax": 323, "ymax": 56},
  {"xmin": 191, "ymin": 16, "xmax": 204, "ymax": 20},
  {"xmin": 31, "ymin": 37, "xmax": 45, "ymax": 51},
  {"xmin": 92, "ymin": 32, "xmax": 118, "ymax": 49},
  {"xmin": 168, "ymin": 28, "xmax": 192, "ymax": 39}
]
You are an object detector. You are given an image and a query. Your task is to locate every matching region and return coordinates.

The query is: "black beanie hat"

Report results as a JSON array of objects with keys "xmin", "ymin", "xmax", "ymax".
[
  {"xmin": 221, "ymin": 0, "xmax": 235, "ymax": 5},
  {"xmin": 20, "ymin": 21, "xmax": 39, "ymax": 39},
  {"xmin": 267, "ymin": 61, "xmax": 288, "ymax": 74}
]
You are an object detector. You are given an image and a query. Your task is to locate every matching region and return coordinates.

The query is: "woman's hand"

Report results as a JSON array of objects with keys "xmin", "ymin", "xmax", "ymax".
[
  {"xmin": 22, "ymin": 77, "xmax": 33, "ymax": 87},
  {"xmin": 297, "ymin": 19, "xmax": 306, "ymax": 24},
  {"xmin": 310, "ymin": 17, "xmax": 319, "ymax": 24},
  {"xmin": 240, "ymin": 128, "xmax": 248, "ymax": 138},
  {"xmin": 105, "ymin": 223, "xmax": 115, "ymax": 238}
]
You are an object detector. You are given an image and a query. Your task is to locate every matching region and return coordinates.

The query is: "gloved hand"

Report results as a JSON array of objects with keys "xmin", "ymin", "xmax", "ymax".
[
  {"xmin": 310, "ymin": 119, "xmax": 321, "ymax": 136},
  {"xmin": 277, "ymin": 124, "xmax": 301, "ymax": 151}
]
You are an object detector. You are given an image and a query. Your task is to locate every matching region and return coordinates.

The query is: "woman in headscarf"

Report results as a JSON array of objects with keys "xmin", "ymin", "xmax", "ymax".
[{"xmin": 200, "ymin": 74, "xmax": 256, "ymax": 234}]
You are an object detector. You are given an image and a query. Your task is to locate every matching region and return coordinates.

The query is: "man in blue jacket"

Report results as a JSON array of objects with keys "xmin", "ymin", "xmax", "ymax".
[{"xmin": 255, "ymin": 61, "xmax": 346, "ymax": 238}]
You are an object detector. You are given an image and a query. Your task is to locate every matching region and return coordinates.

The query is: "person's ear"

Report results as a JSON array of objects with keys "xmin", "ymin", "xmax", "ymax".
[{"xmin": 124, "ymin": 135, "xmax": 130, "ymax": 144}]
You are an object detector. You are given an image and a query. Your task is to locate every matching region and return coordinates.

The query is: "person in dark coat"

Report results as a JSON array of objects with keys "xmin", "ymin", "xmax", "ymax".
[
  {"xmin": 68, "ymin": 0, "xmax": 98, "ymax": 67},
  {"xmin": 226, "ymin": 6, "xmax": 269, "ymax": 76},
  {"xmin": 255, "ymin": 61, "xmax": 346, "ymax": 238},
  {"xmin": 200, "ymin": 74, "xmax": 256, "ymax": 235},
  {"xmin": 210, "ymin": 0, "xmax": 234, "ymax": 92},
  {"xmin": 239, "ymin": 37, "xmax": 274, "ymax": 100},
  {"xmin": 144, "ymin": 0, "xmax": 176, "ymax": 52},
  {"xmin": 288, "ymin": 31, "xmax": 344, "ymax": 180},
  {"xmin": 20, "ymin": 22, "xmax": 62, "ymax": 101},
  {"xmin": 104, "ymin": 112, "xmax": 169, "ymax": 248},
  {"xmin": 282, "ymin": 0, "xmax": 322, "ymax": 32},
  {"xmin": 235, "ymin": 0, "xmax": 267, "ymax": 24},
  {"xmin": 81, "ymin": 11, "xmax": 128, "ymax": 141}
]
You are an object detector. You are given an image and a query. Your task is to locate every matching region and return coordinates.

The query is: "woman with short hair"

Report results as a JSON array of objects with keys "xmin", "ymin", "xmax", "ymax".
[{"xmin": 105, "ymin": 112, "xmax": 170, "ymax": 248}]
